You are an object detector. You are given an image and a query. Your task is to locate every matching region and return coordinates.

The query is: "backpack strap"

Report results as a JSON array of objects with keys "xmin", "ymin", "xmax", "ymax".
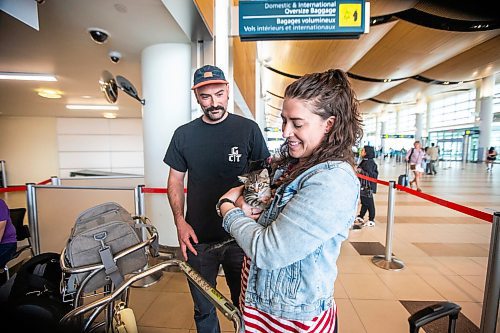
[
  {"xmin": 408, "ymin": 148, "xmax": 414, "ymax": 161},
  {"xmin": 94, "ymin": 231, "xmax": 124, "ymax": 288}
]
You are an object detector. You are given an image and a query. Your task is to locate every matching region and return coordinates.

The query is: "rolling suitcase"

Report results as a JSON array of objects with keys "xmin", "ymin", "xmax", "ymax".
[
  {"xmin": 408, "ymin": 301, "xmax": 461, "ymax": 333},
  {"xmin": 398, "ymin": 162, "xmax": 410, "ymax": 187},
  {"xmin": 398, "ymin": 174, "xmax": 409, "ymax": 187}
]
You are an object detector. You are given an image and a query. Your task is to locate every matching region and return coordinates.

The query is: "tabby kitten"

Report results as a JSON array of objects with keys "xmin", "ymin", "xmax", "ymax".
[
  {"xmin": 207, "ymin": 168, "xmax": 272, "ymax": 252},
  {"xmin": 238, "ymin": 168, "xmax": 272, "ymax": 211}
]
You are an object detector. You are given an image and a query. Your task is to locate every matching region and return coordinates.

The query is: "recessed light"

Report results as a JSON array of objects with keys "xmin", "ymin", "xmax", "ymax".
[
  {"xmin": 0, "ymin": 72, "xmax": 57, "ymax": 81},
  {"xmin": 66, "ymin": 104, "xmax": 119, "ymax": 110},
  {"xmin": 80, "ymin": 95, "xmax": 93, "ymax": 99},
  {"xmin": 103, "ymin": 112, "xmax": 117, "ymax": 119},
  {"xmin": 36, "ymin": 88, "xmax": 63, "ymax": 99}
]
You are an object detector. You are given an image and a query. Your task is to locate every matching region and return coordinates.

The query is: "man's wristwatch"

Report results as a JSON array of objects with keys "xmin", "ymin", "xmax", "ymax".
[{"xmin": 216, "ymin": 198, "xmax": 235, "ymax": 217}]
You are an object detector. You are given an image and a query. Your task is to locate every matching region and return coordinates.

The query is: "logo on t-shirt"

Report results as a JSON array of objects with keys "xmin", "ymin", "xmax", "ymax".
[{"xmin": 228, "ymin": 146, "xmax": 242, "ymax": 162}]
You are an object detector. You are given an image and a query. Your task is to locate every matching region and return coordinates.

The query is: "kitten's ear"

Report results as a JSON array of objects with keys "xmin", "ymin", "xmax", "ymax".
[
  {"xmin": 259, "ymin": 169, "xmax": 269, "ymax": 177},
  {"xmin": 238, "ymin": 175, "xmax": 247, "ymax": 183}
]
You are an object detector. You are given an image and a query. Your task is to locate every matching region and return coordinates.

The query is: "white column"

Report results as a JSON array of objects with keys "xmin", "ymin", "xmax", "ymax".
[
  {"xmin": 380, "ymin": 121, "xmax": 386, "ymax": 152},
  {"xmin": 141, "ymin": 43, "xmax": 191, "ymax": 246},
  {"xmin": 425, "ymin": 102, "xmax": 432, "ymax": 139},
  {"xmin": 415, "ymin": 113, "xmax": 423, "ymax": 142},
  {"xmin": 395, "ymin": 109, "xmax": 400, "ymax": 134},
  {"xmin": 255, "ymin": 59, "xmax": 266, "ymax": 135},
  {"xmin": 215, "ymin": 0, "xmax": 233, "ymax": 113},
  {"xmin": 375, "ymin": 115, "xmax": 381, "ymax": 148},
  {"xmin": 478, "ymin": 75, "xmax": 494, "ymax": 161}
]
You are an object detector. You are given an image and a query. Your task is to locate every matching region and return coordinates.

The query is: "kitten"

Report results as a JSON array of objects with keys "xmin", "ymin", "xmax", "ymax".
[
  {"xmin": 207, "ymin": 167, "xmax": 272, "ymax": 252},
  {"xmin": 238, "ymin": 168, "xmax": 272, "ymax": 211}
]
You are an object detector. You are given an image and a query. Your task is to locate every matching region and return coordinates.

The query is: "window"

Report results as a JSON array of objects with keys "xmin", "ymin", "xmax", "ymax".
[{"xmin": 429, "ymin": 90, "xmax": 476, "ymax": 129}]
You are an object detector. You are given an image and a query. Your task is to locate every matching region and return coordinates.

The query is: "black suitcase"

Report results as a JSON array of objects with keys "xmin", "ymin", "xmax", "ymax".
[
  {"xmin": 398, "ymin": 162, "xmax": 410, "ymax": 187},
  {"xmin": 398, "ymin": 174, "xmax": 409, "ymax": 187},
  {"xmin": 408, "ymin": 301, "xmax": 461, "ymax": 333}
]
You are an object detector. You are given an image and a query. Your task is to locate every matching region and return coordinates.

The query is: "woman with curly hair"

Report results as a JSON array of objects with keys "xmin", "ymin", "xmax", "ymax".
[{"xmin": 217, "ymin": 69, "xmax": 363, "ymax": 332}]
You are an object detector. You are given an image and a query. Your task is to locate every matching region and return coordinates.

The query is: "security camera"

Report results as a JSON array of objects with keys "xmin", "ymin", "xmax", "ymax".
[
  {"xmin": 109, "ymin": 51, "xmax": 122, "ymax": 64},
  {"xmin": 88, "ymin": 28, "xmax": 109, "ymax": 44}
]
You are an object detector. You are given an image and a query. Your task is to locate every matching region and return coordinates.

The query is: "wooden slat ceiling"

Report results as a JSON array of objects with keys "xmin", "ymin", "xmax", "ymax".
[{"xmin": 234, "ymin": 0, "xmax": 500, "ymax": 129}]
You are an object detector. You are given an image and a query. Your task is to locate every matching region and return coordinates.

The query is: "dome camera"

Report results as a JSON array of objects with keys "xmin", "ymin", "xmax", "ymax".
[
  {"xmin": 88, "ymin": 28, "xmax": 109, "ymax": 44},
  {"xmin": 109, "ymin": 51, "xmax": 122, "ymax": 64}
]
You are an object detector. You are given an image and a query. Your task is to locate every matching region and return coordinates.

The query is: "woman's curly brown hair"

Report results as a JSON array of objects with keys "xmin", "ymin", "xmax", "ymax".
[{"xmin": 273, "ymin": 69, "xmax": 363, "ymax": 186}]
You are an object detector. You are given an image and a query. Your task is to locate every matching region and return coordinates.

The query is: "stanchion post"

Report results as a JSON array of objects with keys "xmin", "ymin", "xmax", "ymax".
[
  {"xmin": 134, "ymin": 184, "xmax": 145, "ymax": 217},
  {"xmin": 26, "ymin": 183, "xmax": 40, "ymax": 255},
  {"xmin": 479, "ymin": 212, "xmax": 500, "ymax": 333},
  {"xmin": 0, "ymin": 160, "xmax": 7, "ymax": 188},
  {"xmin": 50, "ymin": 176, "xmax": 60, "ymax": 185},
  {"xmin": 134, "ymin": 185, "xmax": 147, "ymax": 241},
  {"xmin": 132, "ymin": 184, "xmax": 162, "ymax": 288},
  {"xmin": 372, "ymin": 180, "xmax": 405, "ymax": 270}
]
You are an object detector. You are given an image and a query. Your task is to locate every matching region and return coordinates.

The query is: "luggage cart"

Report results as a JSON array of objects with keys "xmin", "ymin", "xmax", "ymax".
[
  {"xmin": 60, "ymin": 258, "xmax": 243, "ymax": 332},
  {"xmin": 60, "ymin": 220, "xmax": 242, "ymax": 333}
]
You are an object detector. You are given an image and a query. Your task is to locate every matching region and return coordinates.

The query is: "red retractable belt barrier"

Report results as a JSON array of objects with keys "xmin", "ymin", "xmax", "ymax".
[
  {"xmin": 141, "ymin": 187, "xmax": 187, "ymax": 194},
  {"xmin": 356, "ymin": 174, "xmax": 493, "ymax": 223},
  {"xmin": 0, "ymin": 178, "xmax": 52, "ymax": 193},
  {"xmin": 0, "ymin": 185, "xmax": 27, "ymax": 193},
  {"xmin": 142, "ymin": 187, "xmax": 168, "ymax": 194},
  {"xmin": 357, "ymin": 173, "xmax": 390, "ymax": 187},
  {"xmin": 2, "ymin": 175, "xmax": 491, "ymax": 223}
]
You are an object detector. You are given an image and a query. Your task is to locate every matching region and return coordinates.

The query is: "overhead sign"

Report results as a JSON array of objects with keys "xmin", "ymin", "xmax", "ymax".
[
  {"xmin": 381, "ymin": 134, "xmax": 415, "ymax": 139},
  {"xmin": 464, "ymin": 129, "xmax": 480, "ymax": 135},
  {"xmin": 265, "ymin": 127, "xmax": 281, "ymax": 132},
  {"xmin": 239, "ymin": 0, "xmax": 367, "ymax": 41}
]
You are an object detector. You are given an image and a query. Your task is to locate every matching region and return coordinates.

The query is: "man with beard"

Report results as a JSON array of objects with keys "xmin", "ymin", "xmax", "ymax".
[{"xmin": 163, "ymin": 65, "xmax": 269, "ymax": 333}]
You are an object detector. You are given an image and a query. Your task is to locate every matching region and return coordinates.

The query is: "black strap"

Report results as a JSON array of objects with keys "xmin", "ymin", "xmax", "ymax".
[{"xmin": 408, "ymin": 148, "xmax": 414, "ymax": 161}]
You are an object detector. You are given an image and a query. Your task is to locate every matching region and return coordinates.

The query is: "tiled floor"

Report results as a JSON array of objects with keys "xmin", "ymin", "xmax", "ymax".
[{"xmin": 2, "ymin": 160, "xmax": 499, "ymax": 332}]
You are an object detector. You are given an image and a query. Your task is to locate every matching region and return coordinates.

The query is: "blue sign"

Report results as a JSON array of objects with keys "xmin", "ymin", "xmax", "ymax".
[{"xmin": 239, "ymin": 0, "xmax": 366, "ymax": 41}]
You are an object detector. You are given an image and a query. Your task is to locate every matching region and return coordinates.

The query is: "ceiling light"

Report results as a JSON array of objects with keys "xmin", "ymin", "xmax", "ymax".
[
  {"xmin": 103, "ymin": 113, "xmax": 117, "ymax": 119},
  {"xmin": 66, "ymin": 104, "xmax": 119, "ymax": 110},
  {"xmin": 0, "ymin": 72, "xmax": 57, "ymax": 81},
  {"xmin": 36, "ymin": 89, "xmax": 63, "ymax": 99}
]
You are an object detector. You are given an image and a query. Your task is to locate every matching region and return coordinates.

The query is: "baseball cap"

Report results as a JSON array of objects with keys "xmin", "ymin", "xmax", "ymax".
[{"xmin": 191, "ymin": 65, "xmax": 228, "ymax": 90}]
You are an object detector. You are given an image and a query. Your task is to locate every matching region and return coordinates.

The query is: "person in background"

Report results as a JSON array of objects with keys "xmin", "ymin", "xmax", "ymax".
[
  {"xmin": 0, "ymin": 199, "xmax": 17, "ymax": 268},
  {"xmin": 163, "ymin": 65, "xmax": 269, "ymax": 333},
  {"xmin": 217, "ymin": 68, "xmax": 362, "ymax": 332},
  {"xmin": 423, "ymin": 146, "xmax": 430, "ymax": 174},
  {"xmin": 354, "ymin": 145, "xmax": 379, "ymax": 228},
  {"xmin": 427, "ymin": 143, "xmax": 439, "ymax": 175},
  {"xmin": 486, "ymin": 146, "xmax": 497, "ymax": 172},
  {"xmin": 406, "ymin": 141, "xmax": 425, "ymax": 192}
]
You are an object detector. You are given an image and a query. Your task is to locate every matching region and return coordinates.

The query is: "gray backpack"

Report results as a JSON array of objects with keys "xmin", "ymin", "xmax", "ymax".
[{"xmin": 65, "ymin": 202, "xmax": 148, "ymax": 293}]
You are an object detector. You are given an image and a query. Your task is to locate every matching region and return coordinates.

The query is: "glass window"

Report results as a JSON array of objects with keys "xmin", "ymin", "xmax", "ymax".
[{"xmin": 429, "ymin": 90, "xmax": 476, "ymax": 129}]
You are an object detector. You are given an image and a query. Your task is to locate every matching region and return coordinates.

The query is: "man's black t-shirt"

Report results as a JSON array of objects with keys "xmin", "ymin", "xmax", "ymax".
[{"xmin": 164, "ymin": 113, "xmax": 270, "ymax": 243}]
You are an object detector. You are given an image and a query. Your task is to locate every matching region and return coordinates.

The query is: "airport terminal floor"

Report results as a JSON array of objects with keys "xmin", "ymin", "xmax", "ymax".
[{"xmin": 1, "ymin": 158, "xmax": 498, "ymax": 332}]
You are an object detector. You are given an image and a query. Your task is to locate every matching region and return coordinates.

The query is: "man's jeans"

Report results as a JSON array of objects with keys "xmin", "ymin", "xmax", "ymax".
[
  {"xmin": 429, "ymin": 160, "xmax": 437, "ymax": 174},
  {"xmin": 187, "ymin": 241, "xmax": 244, "ymax": 333}
]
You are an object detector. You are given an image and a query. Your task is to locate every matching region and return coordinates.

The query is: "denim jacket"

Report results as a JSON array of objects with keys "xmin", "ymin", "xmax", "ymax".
[{"xmin": 223, "ymin": 161, "xmax": 359, "ymax": 320}]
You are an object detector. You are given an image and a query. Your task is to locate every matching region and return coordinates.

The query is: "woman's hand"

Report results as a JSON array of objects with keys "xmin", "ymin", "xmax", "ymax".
[
  {"xmin": 235, "ymin": 196, "xmax": 263, "ymax": 220},
  {"xmin": 220, "ymin": 185, "xmax": 262, "ymax": 220},
  {"xmin": 221, "ymin": 185, "xmax": 244, "ymax": 203}
]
